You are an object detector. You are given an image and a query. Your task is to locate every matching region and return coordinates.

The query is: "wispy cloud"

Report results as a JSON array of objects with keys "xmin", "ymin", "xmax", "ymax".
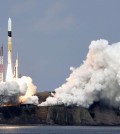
[
  {"xmin": 34, "ymin": 1, "xmax": 77, "ymax": 34},
  {"xmin": 10, "ymin": 0, "xmax": 35, "ymax": 16}
]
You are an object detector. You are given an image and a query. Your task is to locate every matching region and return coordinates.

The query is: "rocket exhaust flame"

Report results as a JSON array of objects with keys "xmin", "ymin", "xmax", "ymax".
[
  {"xmin": 0, "ymin": 76, "xmax": 38, "ymax": 105},
  {"xmin": 6, "ymin": 64, "xmax": 13, "ymax": 81}
]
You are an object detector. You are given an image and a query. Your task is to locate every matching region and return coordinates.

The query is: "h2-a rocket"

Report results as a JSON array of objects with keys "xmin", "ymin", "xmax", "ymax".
[
  {"xmin": 8, "ymin": 18, "xmax": 12, "ymax": 64},
  {"xmin": 6, "ymin": 17, "xmax": 13, "ymax": 81},
  {"xmin": 6, "ymin": 17, "xmax": 19, "ymax": 81}
]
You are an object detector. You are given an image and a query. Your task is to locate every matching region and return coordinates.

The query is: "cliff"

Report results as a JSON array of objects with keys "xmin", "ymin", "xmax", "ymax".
[{"xmin": 0, "ymin": 92, "xmax": 120, "ymax": 125}]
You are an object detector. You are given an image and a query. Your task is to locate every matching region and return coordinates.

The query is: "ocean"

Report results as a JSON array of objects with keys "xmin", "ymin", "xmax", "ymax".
[{"xmin": 0, "ymin": 126, "xmax": 119, "ymax": 134}]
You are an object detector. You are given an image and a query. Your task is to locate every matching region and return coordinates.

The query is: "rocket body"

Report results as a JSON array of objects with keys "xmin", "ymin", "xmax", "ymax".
[
  {"xmin": 8, "ymin": 18, "xmax": 12, "ymax": 64},
  {"xmin": 6, "ymin": 18, "xmax": 13, "ymax": 81},
  {"xmin": 6, "ymin": 18, "xmax": 19, "ymax": 81}
]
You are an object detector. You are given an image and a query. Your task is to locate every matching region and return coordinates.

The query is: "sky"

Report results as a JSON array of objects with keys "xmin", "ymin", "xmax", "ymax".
[{"xmin": 0, "ymin": 0, "xmax": 120, "ymax": 91}]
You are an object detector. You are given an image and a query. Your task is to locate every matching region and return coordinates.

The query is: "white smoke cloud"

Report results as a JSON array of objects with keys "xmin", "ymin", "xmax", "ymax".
[
  {"xmin": 40, "ymin": 39, "xmax": 120, "ymax": 108},
  {"xmin": 18, "ymin": 76, "xmax": 38, "ymax": 105},
  {"xmin": 0, "ymin": 76, "xmax": 38, "ymax": 105}
]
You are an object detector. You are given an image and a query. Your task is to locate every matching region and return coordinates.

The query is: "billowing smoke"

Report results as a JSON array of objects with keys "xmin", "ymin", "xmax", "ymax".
[
  {"xmin": 40, "ymin": 39, "xmax": 120, "ymax": 108},
  {"xmin": 0, "ymin": 76, "xmax": 38, "ymax": 105}
]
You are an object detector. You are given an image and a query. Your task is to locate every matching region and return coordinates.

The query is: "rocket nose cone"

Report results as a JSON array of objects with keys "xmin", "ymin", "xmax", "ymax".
[
  {"xmin": 8, "ymin": 17, "xmax": 11, "ymax": 21},
  {"xmin": 8, "ymin": 18, "xmax": 11, "ymax": 24},
  {"xmin": 8, "ymin": 17, "xmax": 12, "ymax": 31}
]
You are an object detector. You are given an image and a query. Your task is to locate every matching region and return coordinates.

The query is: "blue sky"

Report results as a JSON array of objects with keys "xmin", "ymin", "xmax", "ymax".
[{"xmin": 0, "ymin": 0, "xmax": 120, "ymax": 91}]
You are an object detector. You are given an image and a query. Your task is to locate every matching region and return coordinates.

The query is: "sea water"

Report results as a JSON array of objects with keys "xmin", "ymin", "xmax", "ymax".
[{"xmin": 0, "ymin": 126, "xmax": 119, "ymax": 134}]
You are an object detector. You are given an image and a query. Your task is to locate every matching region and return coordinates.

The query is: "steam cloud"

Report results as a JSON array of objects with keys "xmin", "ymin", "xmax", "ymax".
[
  {"xmin": 40, "ymin": 39, "xmax": 120, "ymax": 108},
  {"xmin": 0, "ymin": 76, "xmax": 38, "ymax": 105}
]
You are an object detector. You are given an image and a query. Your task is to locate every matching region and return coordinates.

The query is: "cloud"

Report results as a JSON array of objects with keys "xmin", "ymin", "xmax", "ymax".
[
  {"xmin": 34, "ymin": 1, "xmax": 77, "ymax": 34},
  {"xmin": 10, "ymin": 0, "xmax": 35, "ymax": 16},
  {"xmin": 40, "ymin": 39, "xmax": 120, "ymax": 108}
]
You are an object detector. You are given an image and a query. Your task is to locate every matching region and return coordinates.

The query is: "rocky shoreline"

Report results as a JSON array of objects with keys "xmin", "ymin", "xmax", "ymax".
[
  {"xmin": 0, "ymin": 92, "xmax": 119, "ymax": 125},
  {"xmin": 0, "ymin": 103, "xmax": 119, "ymax": 125}
]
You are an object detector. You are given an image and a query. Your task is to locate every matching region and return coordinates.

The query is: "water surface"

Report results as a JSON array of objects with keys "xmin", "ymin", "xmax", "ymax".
[{"xmin": 0, "ymin": 126, "xmax": 119, "ymax": 134}]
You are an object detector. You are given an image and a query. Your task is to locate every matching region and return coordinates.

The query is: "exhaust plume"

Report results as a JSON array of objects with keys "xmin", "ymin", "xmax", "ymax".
[
  {"xmin": 6, "ymin": 64, "xmax": 13, "ymax": 81},
  {"xmin": 40, "ymin": 39, "xmax": 120, "ymax": 108},
  {"xmin": 0, "ymin": 76, "xmax": 38, "ymax": 105}
]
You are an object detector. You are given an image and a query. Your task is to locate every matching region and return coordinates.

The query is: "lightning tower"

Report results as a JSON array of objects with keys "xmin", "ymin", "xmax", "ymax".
[{"xmin": 0, "ymin": 45, "xmax": 3, "ymax": 82}]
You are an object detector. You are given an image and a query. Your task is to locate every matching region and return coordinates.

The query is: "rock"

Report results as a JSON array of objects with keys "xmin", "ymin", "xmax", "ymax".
[
  {"xmin": 36, "ymin": 106, "xmax": 48, "ymax": 124},
  {"xmin": 0, "ymin": 92, "xmax": 120, "ymax": 125},
  {"xmin": 89, "ymin": 102, "xmax": 120, "ymax": 125},
  {"xmin": 46, "ymin": 106, "xmax": 94, "ymax": 125},
  {"xmin": 36, "ymin": 92, "xmax": 51, "ymax": 104},
  {"xmin": 46, "ymin": 106, "xmax": 67, "ymax": 125}
]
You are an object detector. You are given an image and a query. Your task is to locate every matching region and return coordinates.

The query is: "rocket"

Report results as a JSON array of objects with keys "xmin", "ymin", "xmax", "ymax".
[
  {"xmin": 8, "ymin": 18, "xmax": 12, "ymax": 64},
  {"xmin": 6, "ymin": 18, "xmax": 19, "ymax": 81}
]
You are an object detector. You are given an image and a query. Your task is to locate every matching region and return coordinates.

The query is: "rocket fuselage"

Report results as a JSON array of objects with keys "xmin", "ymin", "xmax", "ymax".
[
  {"xmin": 8, "ymin": 18, "xmax": 12, "ymax": 64},
  {"xmin": 6, "ymin": 18, "xmax": 19, "ymax": 81}
]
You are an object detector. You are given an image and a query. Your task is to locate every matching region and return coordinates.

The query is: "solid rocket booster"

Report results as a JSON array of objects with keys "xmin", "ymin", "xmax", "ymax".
[
  {"xmin": 16, "ymin": 54, "xmax": 18, "ymax": 78},
  {"xmin": 8, "ymin": 18, "xmax": 12, "ymax": 64},
  {"xmin": 14, "ymin": 54, "xmax": 18, "ymax": 79}
]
